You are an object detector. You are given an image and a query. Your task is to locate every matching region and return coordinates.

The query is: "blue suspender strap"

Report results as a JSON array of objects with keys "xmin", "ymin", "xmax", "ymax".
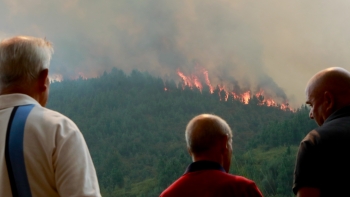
[{"xmin": 5, "ymin": 104, "xmax": 35, "ymax": 197}]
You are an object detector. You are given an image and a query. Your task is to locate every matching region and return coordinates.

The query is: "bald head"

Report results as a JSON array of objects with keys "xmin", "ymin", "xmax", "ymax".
[
  {"xmin": 185, "ymin": 114, "xmax": 232, "ymax": 155},
  {"xmin": 305, "ymin": 67, "xmax": 350, "ymax": 125},
  {"xmin": 306, "ymin": 67, "xmax": 350, "ymax": 107}
]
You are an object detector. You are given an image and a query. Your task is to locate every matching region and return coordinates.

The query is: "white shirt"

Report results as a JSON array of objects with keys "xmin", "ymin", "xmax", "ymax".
[{"xmin": 0, "ymin": 94, "xmax": 101, "ymax": 197}]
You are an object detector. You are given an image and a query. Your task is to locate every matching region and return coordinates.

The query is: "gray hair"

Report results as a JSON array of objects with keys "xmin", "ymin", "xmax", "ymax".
[
  {"xmin": 185, "ymin": 114, "xmax": 233, "ymax": 155},
  {"xmin": 0, "ymin": 36, "xmax": 54, "ymax": 87}
]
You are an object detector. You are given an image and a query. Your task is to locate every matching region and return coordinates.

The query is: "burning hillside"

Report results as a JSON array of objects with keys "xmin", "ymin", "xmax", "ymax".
[
  {"xmin": 49, "ymin": 66, "xmax": 292, "ymax": 111},
  {"xmin": 172, "ymin": 67, "xmax": 292, "ymax": 111}
]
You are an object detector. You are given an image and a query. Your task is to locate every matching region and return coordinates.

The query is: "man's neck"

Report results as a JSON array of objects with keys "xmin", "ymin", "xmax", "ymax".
[
  {"xmin": 0, "ymin": 86, "xmax": 39, "ymax": 103},
  {"xmin": 192, "ymin": 155, "xmax": 223, "ymax": 168}
]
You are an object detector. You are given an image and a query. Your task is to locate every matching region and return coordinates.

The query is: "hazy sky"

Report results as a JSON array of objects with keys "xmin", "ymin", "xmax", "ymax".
[{"xmin": 1, "ymin": 0, "xmax": 350, "ymax": 107}]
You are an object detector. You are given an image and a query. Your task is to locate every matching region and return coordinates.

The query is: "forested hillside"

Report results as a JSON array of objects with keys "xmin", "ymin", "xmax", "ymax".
[{"xmin": 47, "ymin": 68, "xmax": 317, "ymax": 197}]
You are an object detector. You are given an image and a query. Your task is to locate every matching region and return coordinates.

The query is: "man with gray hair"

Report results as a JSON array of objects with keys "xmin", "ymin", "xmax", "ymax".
[
  {"xmin": 0, "ymin": 36, "xmax": 101, "ymax": 197},
  {"xmin": 160, "ymin": 114, "xmax": 262, "ymax": 197}
]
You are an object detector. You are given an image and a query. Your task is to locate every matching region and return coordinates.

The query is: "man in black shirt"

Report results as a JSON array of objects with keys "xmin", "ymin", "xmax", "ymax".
[{"xmin": 293, "ymin": 67, "xmax": 350, "ymax": 197}]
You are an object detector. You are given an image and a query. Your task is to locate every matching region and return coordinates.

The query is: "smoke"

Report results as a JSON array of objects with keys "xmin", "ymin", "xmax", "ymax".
[{"xmin": 1, "ymin": 0, "xmax": 350, "ymax": 106}]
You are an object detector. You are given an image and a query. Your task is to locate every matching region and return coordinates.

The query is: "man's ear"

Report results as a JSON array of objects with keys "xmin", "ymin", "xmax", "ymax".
[
  {"xmin": 323, "ymin": 91, "xmax": 334, "ymax": 112},
  {"xmin": 38, "ymin": 69, "xmax": 49, "ymax": 92},
  {"xmin": 187, "ymin": 147, "xmax": 192, "ymax": 156},
  {"xmin": 220, "ymin": 134, "xmax": 229, "ymax": 153}
]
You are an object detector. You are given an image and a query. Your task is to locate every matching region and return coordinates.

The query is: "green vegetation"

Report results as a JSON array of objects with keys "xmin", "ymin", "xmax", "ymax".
[{"xmin": 47, "ymin": 68, "xmax": 317, "ymax": 197}]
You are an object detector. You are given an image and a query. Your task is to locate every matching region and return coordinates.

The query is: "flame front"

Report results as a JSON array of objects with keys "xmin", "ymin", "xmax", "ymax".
[
  {"xmin": 202, "ymin": 70, "xmax": 214, "ymax": 94},
  {"xmin": 241, "ymin": 91, "xmax": 251, "ymax": 104},
  {"xmin": 175, "ymin": 67, "xmax": 292, "ymax": 111},
  {"xmin": 49, "ymin": 74, "xmax": 63, "ymax": 83},
  {"xmin": 78, "ymin": 72, "xmax": 88, "ymax": 80},
  {"xmin": 177, "ymin": 69, "xmax": 203, "ymax": 92}
]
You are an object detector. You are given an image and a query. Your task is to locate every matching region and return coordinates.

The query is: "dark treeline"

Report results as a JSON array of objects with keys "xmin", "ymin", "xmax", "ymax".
[
  {"xmin": 47, "ymin": 68, "xmax": 316, "ymax": 197},
  {"xmin": 248, "ymin": 106, "xmax": 317, "ymax": 149}
]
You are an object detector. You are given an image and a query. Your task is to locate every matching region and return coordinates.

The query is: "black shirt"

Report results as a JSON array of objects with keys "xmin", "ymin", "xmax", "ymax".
[
  {"xmin": 293, "ymin": 105, "xmax": 350, "ymax": 196},
  {"xmin": 184, "ymin": 160, "xmax": 226, "ymax": 173}
]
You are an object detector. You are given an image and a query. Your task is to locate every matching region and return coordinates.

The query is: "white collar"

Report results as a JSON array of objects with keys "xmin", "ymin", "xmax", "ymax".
[{"xmin": 0, "ymin": 93, "xmax": 40, "ymax": 110}]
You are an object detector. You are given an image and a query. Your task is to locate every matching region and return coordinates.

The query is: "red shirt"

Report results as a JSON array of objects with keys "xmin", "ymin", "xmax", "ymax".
[{"xmin": 160, "ymin": 161, "xmax": 263, "ymax": 197}]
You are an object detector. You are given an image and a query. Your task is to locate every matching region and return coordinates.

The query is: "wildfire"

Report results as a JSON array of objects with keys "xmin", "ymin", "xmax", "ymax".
[
  {"xmin": 47, "ymin": 67, "xmax": 292, "ymax": 111},
  {"xmin": 177, "ymin": 69, "xmax": 203, "ymax": 92},
  {"xmin": 217, "ymin": 85, "xmax": 228, "ymax": 101},
  {"xmin": 77, "ymin": 72, "xmax": 88, "ymax": 80},
  {"xmin": 49, "ymin": 71, "xmax": 101, "ymax": 82},
  {"xmin": 255, "ymin": 90, "xmax": 276, "ymax": 107},
  {"xmin": 49, "ymin": 74, "xmax": 63, "ymax": 83},
  {"xmin": 241, "ymin": 91, "xmax": 251, "ymax": 104},
  {"xmin": 70, "ymin": 72, "xmax": 99, "ymax": 80},
  {"xmin": 174, "ymin": 67, "xmax": 292, "ymax": 111},
  {"xmin": 202, "ymin": 69, "xmax": 214, "ymax": 93}
]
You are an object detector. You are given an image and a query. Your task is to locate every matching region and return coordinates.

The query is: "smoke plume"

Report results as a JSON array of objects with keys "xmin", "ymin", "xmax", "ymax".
[{"xmin": 2, "ymin": 0, "xmax": 350, "ymax": 106}]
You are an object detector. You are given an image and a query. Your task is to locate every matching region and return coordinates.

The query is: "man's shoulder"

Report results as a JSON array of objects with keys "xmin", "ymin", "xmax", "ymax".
[
  {"xmin": 177, "ymin": 170, "xmax": 256, "ymax": 187},
  {"xmin": 28, "ymin": 105, "xmax": 79, "ymax": 131},
  {"xmin": 318, "ymin": 110, "xmax": 350, "ymax": 133},
  {"xmin": 308, "ymin": 115, "xmax": 350, "ymax": 144},
  {"xmin": 32, "ymin": 105, "xmax": 73, "ymax": 121},
  {"xmin": 302, "ymin": 130, "xmax": 320, "ymax": 144},
  {"xmin": 225, "ymin": 174, "xmax": 255, "ymax": 183},
  {"xmin": 218, "ymin": 173, "xmax": 257, "ymax": 187},
  {"xmin": 161, "ymin": 171, "xmax": 260, "ymax": 197}
]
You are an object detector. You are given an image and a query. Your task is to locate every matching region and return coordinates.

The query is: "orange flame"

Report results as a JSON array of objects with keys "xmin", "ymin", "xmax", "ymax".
[
  {"xmin": 202, "ymin": 70, "xmax": 214, "ymax": 93},
  {"xmin": 49, "ymin": 74, "xmax": 63, "ymax": 83},
  {"xmin": 241, "ymin": 91, "xmax": 251, "ymax": 104},
  {"xmin": 78, "ymin": 72, "xmax": 88, "ymax": 80},
  {"xmin": 217, "ymin": 85, "xmax": 229, "ymax": 101},
  {"xmin": 177, "ymin": 69, "xmax": 203, "ymax": 92},
  {"xmin": 193, "ymin": 75, "xmax": 202, "ymax": 91},
  {"xmin": 280, "ymin": 103, "xmax": 291, "ymax": 111},
  {"xmin": 175, "ymin": 68, "xmax": 293, "ymax": 111},
  {"xmin": 177, "ymin": 69, "xmax": 191, "ymax": 89}
]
